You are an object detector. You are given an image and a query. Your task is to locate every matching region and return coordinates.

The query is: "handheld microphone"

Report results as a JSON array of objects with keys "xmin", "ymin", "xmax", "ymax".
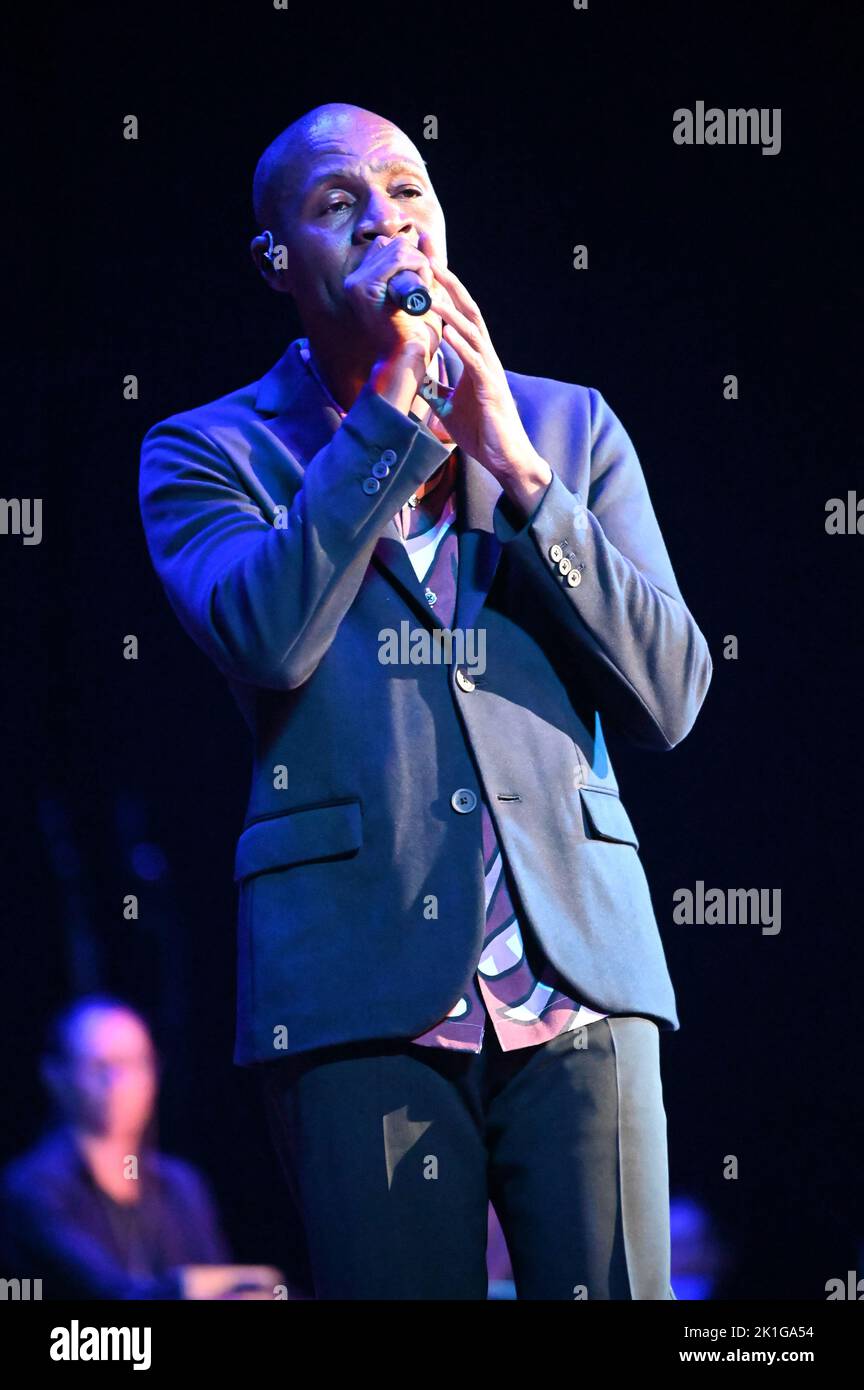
[{"xmin": 387, "ymin": 269, "xmax": 432, "ymax": 316}]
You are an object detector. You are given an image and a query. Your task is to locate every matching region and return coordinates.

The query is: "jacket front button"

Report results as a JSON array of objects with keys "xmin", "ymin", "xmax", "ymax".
[
  {"xmin": 549, "ymin": 543, "xmax": 563, "ymax": 563},
  {"xmin": 362, "ymin": 476, "xmax": 381, "ymax": 494},
  {"xmin": 567, "ymin": 567, "xmax": 582, "ymax": 587},
  {"xmin": 455, "ymin": 668, "xmax": 475, "ymax": 692},
  {"xmin": 451, "ymin": 788, "xmax": 478, "ymax": 814}
]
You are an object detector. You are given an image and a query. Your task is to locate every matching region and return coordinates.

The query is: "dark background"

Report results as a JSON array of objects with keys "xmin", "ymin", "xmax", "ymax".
[{"xmin": 3, "ymin": 0, "xmax": 862, "ymax": 1298}]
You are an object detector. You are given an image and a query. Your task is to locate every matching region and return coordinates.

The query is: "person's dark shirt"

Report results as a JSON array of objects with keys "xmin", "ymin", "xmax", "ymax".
[{"xmin": 0, "ymin": 1125, "xmax": 231, "ymax": 1299}]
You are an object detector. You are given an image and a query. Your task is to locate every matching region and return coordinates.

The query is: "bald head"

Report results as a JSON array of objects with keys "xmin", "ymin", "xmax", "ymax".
[
  {"xmin": 248, "ymin": 101, "xmax": 447, "ymax": 352},
  {"xmin": 252, "ymin": 103, "xmax": 427, "ymax": 238}
]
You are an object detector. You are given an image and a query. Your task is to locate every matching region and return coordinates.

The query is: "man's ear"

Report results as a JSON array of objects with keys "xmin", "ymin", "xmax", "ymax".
[{"xmin": 250, "ymin": 230, "xmax": 294, "ymax": 294}]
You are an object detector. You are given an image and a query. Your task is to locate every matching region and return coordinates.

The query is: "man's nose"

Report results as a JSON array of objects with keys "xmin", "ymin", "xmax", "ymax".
[{"xmin": 357, "ymin": 190, "xmax": 413, "ymax": 242}]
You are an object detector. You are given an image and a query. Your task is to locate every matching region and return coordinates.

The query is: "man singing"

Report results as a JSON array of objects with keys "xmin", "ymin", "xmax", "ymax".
[{"xmin": 139, "ymin": 102, "xmax": 712, "ymax": 1299}]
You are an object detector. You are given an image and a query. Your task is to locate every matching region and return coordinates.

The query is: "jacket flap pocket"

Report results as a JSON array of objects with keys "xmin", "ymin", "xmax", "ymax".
[
  {"xmin": 579, "ymin": 787, "xmax": 639, "ymax": 849},
  {"xmin": 234, "ymin": 800, "xmax": 362, "ymax": 883}
]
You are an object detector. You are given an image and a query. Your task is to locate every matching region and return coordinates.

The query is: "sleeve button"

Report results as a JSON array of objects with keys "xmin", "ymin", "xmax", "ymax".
[
  {"xmin": 549, "ymin": 543, "xmax": 563, "ymax": 563},
  {"xmin": 380, "ymin": 449, "xmax": 398, "ymax": 465},
  {"xmin": 362, "ymin": 477, "xmax": 381, "ymax": 495},
  {"xmin": 567, "ymin": 568, "xmax": 582, "ymax": 587}
]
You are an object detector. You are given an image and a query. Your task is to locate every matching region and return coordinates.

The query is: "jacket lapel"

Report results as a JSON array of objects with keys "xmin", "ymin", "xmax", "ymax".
[
  {"xmin": 253, "ymin": 337, "xmax": 506, "ymax": 634},
  {"xmin": 255, "ymin": 339, "xmax": 343, "ymax": 468}
]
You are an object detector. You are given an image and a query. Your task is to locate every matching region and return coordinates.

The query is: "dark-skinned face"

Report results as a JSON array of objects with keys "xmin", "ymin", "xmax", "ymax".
[{"xmin": 270, "ymin": 111, "xmax": 448, "ymax": 334}]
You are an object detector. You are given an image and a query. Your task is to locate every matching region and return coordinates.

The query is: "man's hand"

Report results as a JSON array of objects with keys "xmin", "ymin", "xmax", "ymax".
[
  {"xmin": 349, "ymin": 232, "xmax": 446, "ymax": 417},
  {"xmin": 345, "ymin": 233, "xmax": 442, "ymax": 366},
  {"xmin": 427, "ymin": 257, "xmax": 553, "ymax": 517},
  {"xmin": 178, "ymin": 1263, "xmax": 284, "ymax": 1300}
]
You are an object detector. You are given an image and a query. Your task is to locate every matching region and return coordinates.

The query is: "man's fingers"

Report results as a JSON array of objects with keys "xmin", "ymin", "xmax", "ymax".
[
  {"xmin": 429, "ymin": 294, "xmax": 484, "ymax": 352},
  {"xmin": 440, "ymin": 320, "xmax": 485, "ymax": 377}
]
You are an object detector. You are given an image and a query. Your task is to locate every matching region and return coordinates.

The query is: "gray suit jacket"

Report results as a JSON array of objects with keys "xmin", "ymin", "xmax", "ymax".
[{"xmin": 139, "ymin": 337, "xmax": 712, "ymax": 1064}]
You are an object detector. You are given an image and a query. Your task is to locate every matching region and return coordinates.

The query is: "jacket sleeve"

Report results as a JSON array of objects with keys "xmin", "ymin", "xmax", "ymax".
[
  {"xmin": 493, "ymin": 387, "xmax": 712, "ymax": 751},
  {"xmin": 139, "ymin": 383, "xmax": 452, "ymax": 691}
]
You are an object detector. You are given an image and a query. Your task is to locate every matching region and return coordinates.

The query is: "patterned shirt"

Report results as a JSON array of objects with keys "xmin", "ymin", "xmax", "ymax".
[{"xmin": 400, "ymin": 478, "xmax": 607, "ymax": 1053}]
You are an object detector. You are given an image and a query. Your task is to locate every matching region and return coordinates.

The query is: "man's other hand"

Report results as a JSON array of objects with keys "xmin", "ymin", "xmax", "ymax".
[{"xmin": 428, "ymin": 259, "xmax": 553, "ymax": 516}]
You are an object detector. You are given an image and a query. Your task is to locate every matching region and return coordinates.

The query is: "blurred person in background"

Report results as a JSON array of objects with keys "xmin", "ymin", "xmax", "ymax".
[{"xmin": 0, "ymin": 995, "xmax": 281, "ymax": 1299}]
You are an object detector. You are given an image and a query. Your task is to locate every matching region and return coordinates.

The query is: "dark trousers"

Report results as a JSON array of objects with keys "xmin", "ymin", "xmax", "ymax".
[{"xmin": 257, "ymin": 1015, "xmax": 676, "ymax": 1300}]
